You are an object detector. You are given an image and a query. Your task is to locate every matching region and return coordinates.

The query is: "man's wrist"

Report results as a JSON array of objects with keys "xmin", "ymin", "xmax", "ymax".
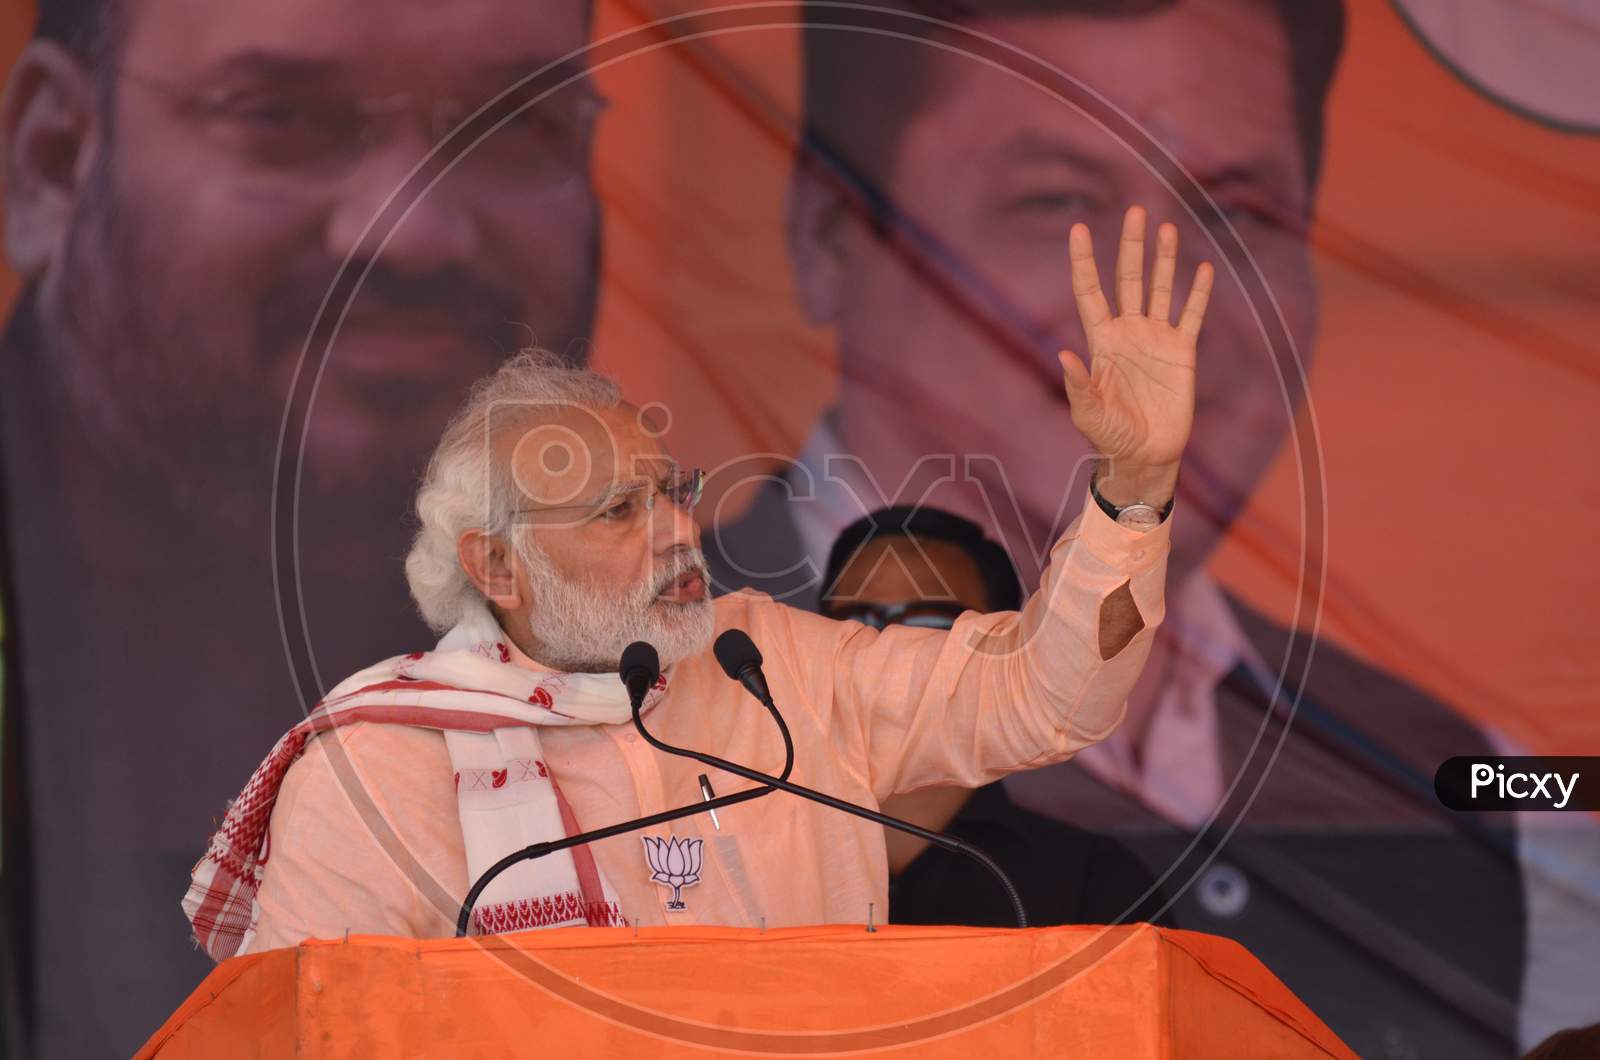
[{"xmin": 1092, "ymin": 459, "xmax": 1179, "ymax": 509}]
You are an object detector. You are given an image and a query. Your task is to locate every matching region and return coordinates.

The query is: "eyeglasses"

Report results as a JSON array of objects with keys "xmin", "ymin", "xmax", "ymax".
[
  {"xmin": 514, "ymin": 468, "xmax": 705, "ymax": 531},
  {"xmin": 824, "ymin": 600, "xmax": 969, "ymax": 631},
  {"xmin": 120, "ymin": 68, "xmax": 606, "ymax": 191}
]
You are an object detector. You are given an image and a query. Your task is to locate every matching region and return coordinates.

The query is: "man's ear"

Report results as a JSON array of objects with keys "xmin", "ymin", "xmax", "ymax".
[
  {"xmin": 456, "ymin": 529, "xmax": 524, "ymax": 610},
  {"xmin": 786, "ymin": 151, "xmax": 853, "ymax": 326},
  {"xmin": 3, "ymin": 41, "xmax": 102, "ymax": 279}
]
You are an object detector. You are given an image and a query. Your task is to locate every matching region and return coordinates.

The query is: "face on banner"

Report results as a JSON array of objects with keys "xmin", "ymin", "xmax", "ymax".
[
  {"xmin": 0, "ymin": 3, "xmax": 608, "ymax": 1047},
  {"xmin": 11, "ymin": 0, "xmax": 599, "ymax": 529},
  {"xmin": 788, "ymin": 0, "xmax": 1317, "ymax": 585}
]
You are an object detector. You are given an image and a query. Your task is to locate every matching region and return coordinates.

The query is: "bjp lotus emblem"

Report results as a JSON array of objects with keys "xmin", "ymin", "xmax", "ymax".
[{"xmin": 642, "ymin": 835, "xmax": 703, "ymax": 911}]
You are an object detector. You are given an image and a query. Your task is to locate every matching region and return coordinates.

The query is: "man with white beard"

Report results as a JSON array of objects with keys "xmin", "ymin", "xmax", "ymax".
[{"xmin": 185, "ymin": 210, "xmax": 1208, "ymax": 952}]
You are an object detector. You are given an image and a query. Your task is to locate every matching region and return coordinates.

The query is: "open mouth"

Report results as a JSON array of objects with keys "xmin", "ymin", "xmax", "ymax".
[{"xmin": 656, "ymin": 568, "xmax": 708, "ymax": 604}]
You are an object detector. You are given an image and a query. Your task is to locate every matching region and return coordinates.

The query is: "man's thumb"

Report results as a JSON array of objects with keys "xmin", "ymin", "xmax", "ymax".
[{"xmin": 1058, "ymin": 350, "xmax": 1094, "ymax": 408}]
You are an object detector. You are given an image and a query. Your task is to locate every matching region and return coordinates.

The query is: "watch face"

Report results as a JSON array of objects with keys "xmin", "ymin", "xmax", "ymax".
[{"xmin": 1116, "ymin": 504, "xmax": 1162, "ymax": 532}]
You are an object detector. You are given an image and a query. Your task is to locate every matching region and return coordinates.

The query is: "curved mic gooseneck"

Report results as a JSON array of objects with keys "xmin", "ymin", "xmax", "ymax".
[
  {"xmin": 456, "ymin": 631, "xmax": 1025, "ymax": 935},
  {"xmin": 639, "ymin": 630, "xmax": 1029, "ymax": 930},
  {"xmin": 453, "ymin": 648, "xmax": 794, "ymax": 937}
]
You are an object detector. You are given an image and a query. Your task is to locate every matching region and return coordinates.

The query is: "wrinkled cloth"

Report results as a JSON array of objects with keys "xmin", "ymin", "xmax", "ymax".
[
  {"xmin": 184, "ymin": 606, "xmax": 661, "ymax": 959},
  {"xmin": 240, "ymin": 498, "xmax": 1167, "ymax": 949}
]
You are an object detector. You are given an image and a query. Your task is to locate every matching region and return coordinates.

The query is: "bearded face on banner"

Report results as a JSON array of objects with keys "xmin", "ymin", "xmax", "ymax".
[{"xmin": 9, "ymin": 0, "xmax": 602, "ymax": 536}]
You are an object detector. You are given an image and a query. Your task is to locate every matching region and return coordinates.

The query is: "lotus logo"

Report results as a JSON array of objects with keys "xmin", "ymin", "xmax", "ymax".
[{"xmin": 642, "ymin": 835, "xmax": 703, "ymax": 911}]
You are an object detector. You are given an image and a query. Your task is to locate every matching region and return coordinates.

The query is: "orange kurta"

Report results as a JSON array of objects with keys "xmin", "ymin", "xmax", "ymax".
[{"xmin": 246, "ymin": 496, "xmax": 1167, "ymax": 950}]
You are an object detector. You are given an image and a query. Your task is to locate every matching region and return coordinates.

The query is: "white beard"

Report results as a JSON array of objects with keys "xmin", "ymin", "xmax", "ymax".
[{"xmin": 517, "ymin": 540, "xmax": 715, "ymax": 673}]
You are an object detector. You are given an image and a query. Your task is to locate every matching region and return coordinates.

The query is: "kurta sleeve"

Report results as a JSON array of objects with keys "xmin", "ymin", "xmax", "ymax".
[
  {"xmin": 806, "ymin": 492, "xmax": 1170, "ymax": 803},
  {"xmin": 245, "ymin": 722, "xmax": 467, "ymax": 952}
]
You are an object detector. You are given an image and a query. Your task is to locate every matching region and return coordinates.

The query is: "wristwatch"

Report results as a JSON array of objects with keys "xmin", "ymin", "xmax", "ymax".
[{"xmin": 1090, "ymin": 474, "xmax": 1175, "ymax": 532}]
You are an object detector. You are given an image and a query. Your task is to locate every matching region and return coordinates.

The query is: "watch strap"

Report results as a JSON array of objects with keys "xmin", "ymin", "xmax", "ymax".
[{"xmin": 1090, "ymin": 473, "xmax": 1176, "ymax": 523}]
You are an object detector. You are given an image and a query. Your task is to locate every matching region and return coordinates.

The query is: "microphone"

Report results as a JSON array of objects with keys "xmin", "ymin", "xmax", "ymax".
[
  {"xmin": 713, "ymin": 630, "xmax": 772, "ymax": 707},
  {"xmin": 620, "ymin": 640, "xmax": 660, "ymax": 710},
  {"xmin": 453, "ymin": 641, "xmax": 795, "ymax": 937},
  {"xmin": 632, "ymin": 630, "xmax": 1028, "ymax": 929}
]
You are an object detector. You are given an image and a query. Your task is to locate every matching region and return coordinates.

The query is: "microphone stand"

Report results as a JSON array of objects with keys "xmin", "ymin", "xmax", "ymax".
[
  {"xmin": 630, "ymin": 699, "xmax": 1030, "ymax": 929},
  {"xmin": 454, "ymin": 704, "xmax": 795, "ymax": 937}
]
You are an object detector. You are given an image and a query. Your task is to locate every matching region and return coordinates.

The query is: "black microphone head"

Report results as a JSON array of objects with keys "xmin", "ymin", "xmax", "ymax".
[
  {"xmin": 713, "ymin": 629, "xmax": 762, "ymax": 680},
  {"xmin": 619, "ymin": 641, "xmax": 661, "ymax": 691}
]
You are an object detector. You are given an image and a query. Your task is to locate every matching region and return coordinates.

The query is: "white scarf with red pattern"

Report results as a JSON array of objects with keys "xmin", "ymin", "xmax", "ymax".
[{"xmin": 183, "ymin": 605, "xmax": 661, "ymax": 960}]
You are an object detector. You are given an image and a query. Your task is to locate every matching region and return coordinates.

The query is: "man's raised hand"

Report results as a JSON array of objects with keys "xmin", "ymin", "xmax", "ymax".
[{"xmin": 1058, "ymin": 206, "xmax": 1213, "ymax": 507}]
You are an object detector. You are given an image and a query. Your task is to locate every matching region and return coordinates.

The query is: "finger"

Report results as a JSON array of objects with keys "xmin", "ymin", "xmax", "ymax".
[
  {"xmin": 1058, "ymin": 350, "xmax": 1095, "ymax": 409},
  {"xmin": 1068, "ymin": 224, "xmax": 1112, "ymax": 335},
  {"xmin": 1115, "ymin": 205, "xmax": 1146, "ymax": 316},
  {"xmin": 1147, "ymin": 222, "xmax": 1178, "ymax": 323},
  {"xmin": 1178, "ymin": 261, "xmax": 1215, "ymax": 343}
]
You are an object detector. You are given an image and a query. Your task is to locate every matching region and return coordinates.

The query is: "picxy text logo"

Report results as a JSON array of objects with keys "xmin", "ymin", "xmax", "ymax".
[{"xmin": 1435, "ymin": 757, "xmax": 1599, "ymax": 812}]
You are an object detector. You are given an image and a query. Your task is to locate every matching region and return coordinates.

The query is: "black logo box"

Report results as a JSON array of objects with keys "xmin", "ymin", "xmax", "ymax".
[{"xmin": 1435, "ymin": 757, "xmax": 1600, "ymax": 812}]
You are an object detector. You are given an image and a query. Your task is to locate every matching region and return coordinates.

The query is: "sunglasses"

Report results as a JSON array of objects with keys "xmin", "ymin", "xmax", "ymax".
[{"xmin": 824, "ymin": 600, "xmax": 969, "ymax": 631}]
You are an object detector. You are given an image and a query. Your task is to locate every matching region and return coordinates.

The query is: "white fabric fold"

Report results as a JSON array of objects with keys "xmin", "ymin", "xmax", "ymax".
[{"xmin": 184, "ymin": 603, "xmax": 661, "ymax": 959}]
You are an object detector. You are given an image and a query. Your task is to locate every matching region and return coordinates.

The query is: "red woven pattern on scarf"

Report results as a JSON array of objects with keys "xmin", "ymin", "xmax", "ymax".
[
  {"xmin": 211, "ymin": 728, "xmax": 312, "ymax": 883},
  {"xmin": 472, "ymin": 893, "xmax": 627, "ymax": 935}
]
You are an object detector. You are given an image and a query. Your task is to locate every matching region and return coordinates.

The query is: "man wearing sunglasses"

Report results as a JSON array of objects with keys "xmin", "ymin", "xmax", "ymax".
[
  {"xmin": 185, "ymin": 210, "xmax": 1205, "ymax": 975},
  {"xmin": 821, "ymin": 505, "xmax": 1167, "ymax": 928}
]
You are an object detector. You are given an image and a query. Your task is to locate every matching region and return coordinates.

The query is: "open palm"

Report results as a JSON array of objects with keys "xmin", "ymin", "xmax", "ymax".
[{"xmin": 1059, "ymin": 207, "xmax": 1213, "ymax": 475}]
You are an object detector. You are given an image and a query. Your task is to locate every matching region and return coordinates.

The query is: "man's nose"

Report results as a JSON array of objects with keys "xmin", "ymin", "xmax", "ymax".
[
  {"xmin": 323, "ymin": 133, "xmax": 482, "ymax": 273},
  {"xmin": 651, "ymin": 495, "xmax": 701, "ymax": 553}
]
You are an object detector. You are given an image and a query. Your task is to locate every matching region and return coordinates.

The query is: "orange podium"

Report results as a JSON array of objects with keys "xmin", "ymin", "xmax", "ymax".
[{"xmin": 139, "ymin": 924, "xmax": 1353, "ymax": 1058}]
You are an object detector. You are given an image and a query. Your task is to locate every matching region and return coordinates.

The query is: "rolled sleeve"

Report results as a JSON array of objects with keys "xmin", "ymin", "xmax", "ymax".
[{"xmin": 827, "ymin": 490, "xmax": 1171, "ymax": 801}]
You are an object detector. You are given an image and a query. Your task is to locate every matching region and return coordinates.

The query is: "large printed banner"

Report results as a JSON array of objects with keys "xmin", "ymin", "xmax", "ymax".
[{"xmin": 0, "ymin": 0, "xmax": 1594, "ymax": 1055}]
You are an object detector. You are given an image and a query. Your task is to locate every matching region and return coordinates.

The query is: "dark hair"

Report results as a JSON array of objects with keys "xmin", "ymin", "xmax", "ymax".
[
  {"xmin": 34, "ymin": 0, "xmax": 116, "ymax": 57},
  {"xmin": 33, "ymin": 0, "xmax": 602, "ymax": 69},
  {"xmin": 1522, "ymin": 1023, "xmax": 1600, "ymax": 1060},
  {"xmin": 822, "ymin": 505, "xmax": 1024, "ymax": 613},
  {"xmin": 800, "ymin": 0, "xmax": 1345, "ymax": 199}
]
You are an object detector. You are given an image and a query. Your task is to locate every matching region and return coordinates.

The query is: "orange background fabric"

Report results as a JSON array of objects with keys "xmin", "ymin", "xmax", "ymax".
[
  {"xmin": 137, "ymin": 924, "xmax": 1357, "ymax": 1058},
  {"xmin": 0, "ymin": 1, "xmax": 1589, "ymax": 1053},
  {"xmin": 0, "ymin": 0, "xmax": 1592, "ymax": 750},
  {"xmin": 578, "ymin": 0, "xmax": 1600, "ymax": 759}
]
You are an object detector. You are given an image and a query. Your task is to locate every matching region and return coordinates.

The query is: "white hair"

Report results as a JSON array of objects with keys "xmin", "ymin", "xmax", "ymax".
[{"xmin": 405, "ymin": 349, "xmax": 623, "ymax": 633}]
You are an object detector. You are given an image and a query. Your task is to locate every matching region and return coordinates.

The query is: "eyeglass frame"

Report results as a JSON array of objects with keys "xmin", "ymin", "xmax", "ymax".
[
  {"xmin": 116, "ymin": 65, "xmax": 608, "ymax": 188},
  {"xmin": 511, "ymin": 467, "xmax": 706, "ymax": 528},
  {"xmin": 823, "ymin": 599, "xmax": 970, "ymax": 631}
]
